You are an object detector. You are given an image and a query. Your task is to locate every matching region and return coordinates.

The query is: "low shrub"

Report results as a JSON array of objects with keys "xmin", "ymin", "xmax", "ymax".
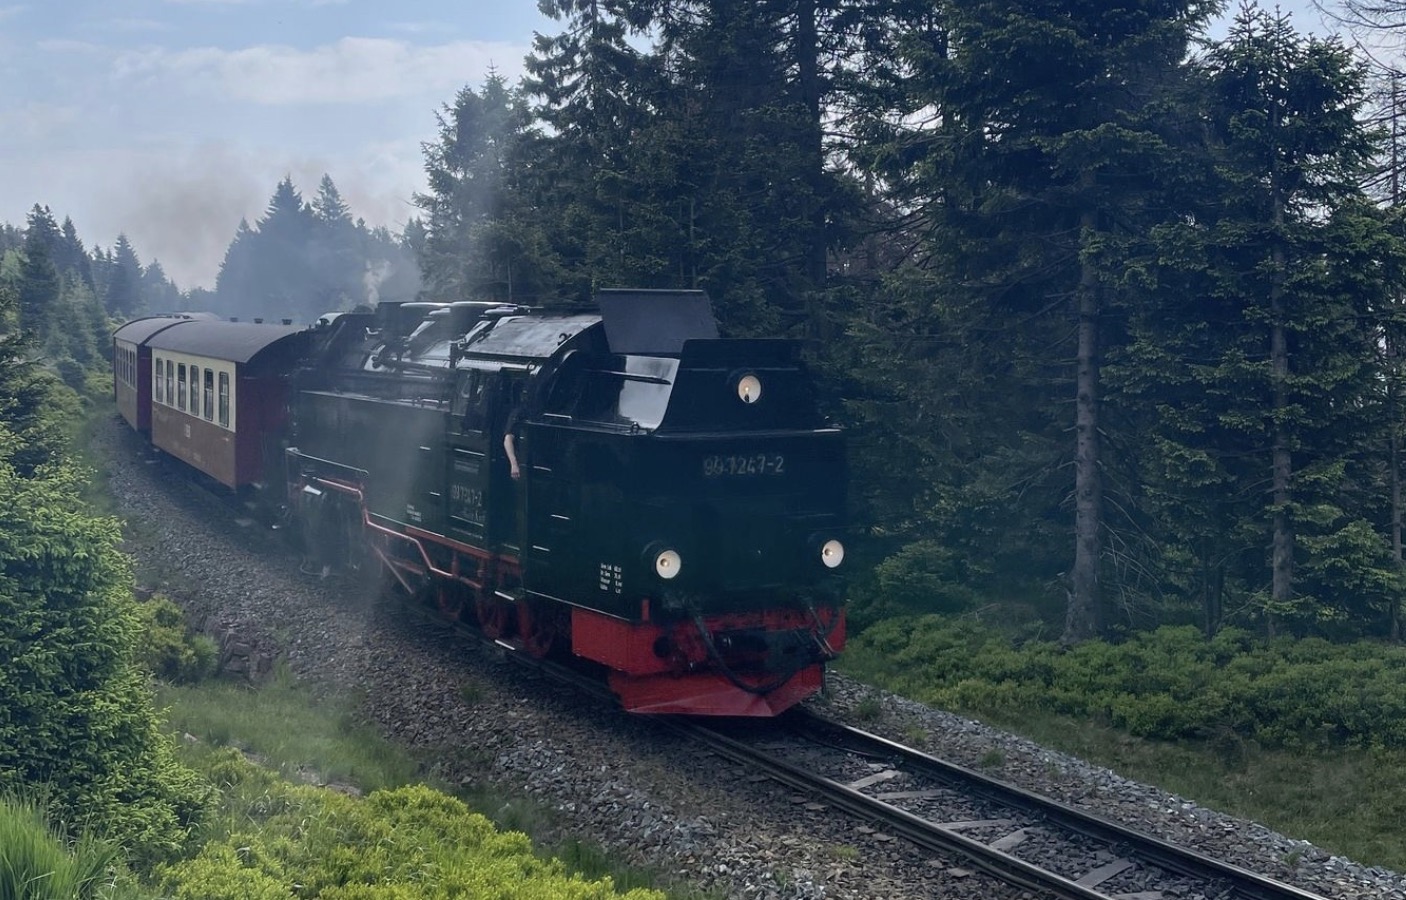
[
  {"xmin": 840, "ymin": 617, "xmax": 1406, "ymax": 751},
  {"xmin": 159, "ymin": 751, "xmax": 663, "ymax": 900},
  {"xmin": 872, "ymin": 541, "xmax": 984, "ymax": 615},
  {"xmin": 135, "ymin": 595, "xmax": 219, "ymax": 684}
]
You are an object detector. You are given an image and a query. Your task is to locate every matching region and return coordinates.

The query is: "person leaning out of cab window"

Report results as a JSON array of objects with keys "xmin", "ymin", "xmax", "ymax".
[{"xmin": 504, "ymin": 403, "xmax": 524, "ymax": 481}]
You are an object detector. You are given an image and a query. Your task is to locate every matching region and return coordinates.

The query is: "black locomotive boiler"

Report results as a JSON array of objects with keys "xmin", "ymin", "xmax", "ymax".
[{"xmin": 119, "ymin": 290, "xmax": 848, "ymax": 716}]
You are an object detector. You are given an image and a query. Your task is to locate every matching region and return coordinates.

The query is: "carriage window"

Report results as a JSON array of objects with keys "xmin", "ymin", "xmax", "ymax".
[
  {"xmin": 218, "ymin": 372, "xmax": 230, "ymax": 427},
  {"xmin": 177, "ymin": 365, "xmax": 187, "ymax": 411},
  {"xmin": 166, "ymin": 360, "xmax": 174, "ymax": 406},
  {"xmin": 153, "ymin": 357, "xmax": 162, "ymax": 402},
  {"xmin": 190, "ymin": 368, "xmax": 199, "ymax": 414},
  {"xmin": 203, "ymin": 369, "xmax": 214, "ymax": 421}
]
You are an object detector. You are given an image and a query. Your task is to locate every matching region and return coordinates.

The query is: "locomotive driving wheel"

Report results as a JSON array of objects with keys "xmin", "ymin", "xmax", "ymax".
[
  {"xmin": 436, "ymin": 586, "xmax": 465, "ymax": 622},
  {"xmin": 475, "ymin": 595, "xmax": 512, "ymax": 640},
  {"xmin": 515, "ymin": 598, "xmax": 561, "ymax": 658}
]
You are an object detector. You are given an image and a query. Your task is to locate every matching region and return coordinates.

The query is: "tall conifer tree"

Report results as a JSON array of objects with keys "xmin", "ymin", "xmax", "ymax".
[
  {"xmin": 18, "ymin": 206, "xmax": 62, "ymax": 341},
  {"xmin": 858, "ymin": 0, "xmax": 1215, "ymax": 641},
  {"xmin": 1134, "ymin": 4, "xmax": 1406, "ymax": 634}
]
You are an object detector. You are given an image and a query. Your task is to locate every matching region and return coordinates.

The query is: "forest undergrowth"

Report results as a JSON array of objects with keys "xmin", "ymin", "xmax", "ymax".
[{"xmin": 838, "ymin": 615, "xmax": 1406, "ymax": 872}]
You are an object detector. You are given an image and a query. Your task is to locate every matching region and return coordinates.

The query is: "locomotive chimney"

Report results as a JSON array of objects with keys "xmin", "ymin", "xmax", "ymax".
[
  {"xmin": 255, "ymin": 318, "xmax": 264, "ymax": 324},
  {"xmin": 282, "ymin": 318, "xmax": 293, "ymax": 325}
]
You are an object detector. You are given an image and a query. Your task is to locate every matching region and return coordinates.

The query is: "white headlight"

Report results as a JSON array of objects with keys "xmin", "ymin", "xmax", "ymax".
[
  {"xmin": 820, "ymin": 539, "xmax": 845, "ymax": 568},
  {"xmin": 737, "ymin": 374, "xmax": 762, "ymax": 404},
  {"xmin": 654, "ymin": 549, "xmax": 682, "ymax": 579}
]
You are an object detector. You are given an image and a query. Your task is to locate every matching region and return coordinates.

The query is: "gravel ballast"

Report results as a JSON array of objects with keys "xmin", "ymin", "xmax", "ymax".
[{"xmin": 103, "ymin": 418, "xmax": 1406, "ymax": 900}]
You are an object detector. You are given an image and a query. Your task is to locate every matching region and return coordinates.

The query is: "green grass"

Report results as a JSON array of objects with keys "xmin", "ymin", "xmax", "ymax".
[
  {"xmin": 0, "ymin": 795, "xmax": 130, "ymax": 900},
  {"xmin": 904, "ymin": 701, "xmax": 1406, "ymax": 872},
  {"xmin": 71, "ymin": 380, "xmax": 122, "ymax": 518},
  {"xmin": 156, "ymin": 670, "xmax": 418, "ymax": 794}
]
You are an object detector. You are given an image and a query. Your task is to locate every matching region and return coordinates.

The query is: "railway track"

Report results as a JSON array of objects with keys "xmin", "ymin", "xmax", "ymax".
[
  {"xmin": 386, "ymin": 584, "xmax": 1332, "ymax": 900},
  {"xmin": 662, "ymin": 711, "xmax": 1330, "ymax": 900},
  {"xmin": 394, "ymin": 593, "xmax": 1333, "ymax": 900}
]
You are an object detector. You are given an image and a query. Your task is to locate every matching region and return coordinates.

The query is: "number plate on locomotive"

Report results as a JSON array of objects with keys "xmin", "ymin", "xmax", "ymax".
[{"xmin": 702, "ymin": 453, "xmax": 785, "ymax": 477}]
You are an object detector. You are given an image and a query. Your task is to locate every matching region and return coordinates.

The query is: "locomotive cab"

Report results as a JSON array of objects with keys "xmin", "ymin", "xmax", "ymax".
[
  {"xmin": 522, "ymin": 339, "xmax": 846, "ymax": 608},
  {"xmin": 510, "ymin": 293, "xmax": 848, "ymax": 715}
]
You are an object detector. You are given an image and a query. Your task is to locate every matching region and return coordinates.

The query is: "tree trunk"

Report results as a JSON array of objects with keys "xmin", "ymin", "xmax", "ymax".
[
  {"xmin": 794, "ymin": 0, "xmax": 829, "ymax": 341},
  {"xmin": 1064, "ymin": 206, "xmax": 1102, "ymax": 645},
  {"xmin": 1389, "ymin": 331, "xmax": 1404, "ymax": 643},
  {"xmin": 1393, "ymin": 420, "xmax": 1403, "ymax": 642},
  {"xmin": 1389, "ymin": 82, "xmax": 1403, "ymax": 644},
  {"xmin": 1201, "ymin": 542, "xmax": 1224, "ymax": 638},
  {"xmin": 1269, "ymin": 197, "xmax": 1292, "ymax": 636}
]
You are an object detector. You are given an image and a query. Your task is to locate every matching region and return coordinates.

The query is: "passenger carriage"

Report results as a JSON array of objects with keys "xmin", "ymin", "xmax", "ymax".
[
  {"xmin": 112, "ymin": 315, "xmax": 205, "ymax": 433},
  {"xmin": 142, "ymin": 321, "xmax": 311, "ymax": 490}
]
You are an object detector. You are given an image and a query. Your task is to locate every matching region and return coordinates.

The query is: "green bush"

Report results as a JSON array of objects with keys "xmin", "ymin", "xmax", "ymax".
[
  {"xmin": 53, "ymin": 358, "xmax": 88, "ymax": 393},
  {"xmin": 159, "ymin": 751, "xmax": 664, "ymax": 900},
  {"xmin": 0, "ymin": 426, "xmax": 211, "ymax": 864},
  {"xmin": 872, "ymin": 541, "xmax": 983, "ymax": 615},
  {"xmin": 841, "ymin": 616, "xmax": 1406, "ymax": 751},
  {"xmin": 0, "ymin": 794, "xmax": 124, "ymax": 900},
  {"xmin": 136, "ymin": 595, "xmax": 219, "ymax": 684}
]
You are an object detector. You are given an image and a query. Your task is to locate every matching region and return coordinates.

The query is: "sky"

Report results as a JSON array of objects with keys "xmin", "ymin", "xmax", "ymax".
[
  {"xmin": 0, "ymin": 0, "xmax": 1338, "ymax": 291},
  {"xmin": 0, "ymin": 0, "xmax": 549, "ymax": 289}
]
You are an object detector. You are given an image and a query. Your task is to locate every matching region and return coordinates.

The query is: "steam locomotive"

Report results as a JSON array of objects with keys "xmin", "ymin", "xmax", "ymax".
[{"xmin": 114, "ymin": 290, "xmax": 847, "ymax": 716}]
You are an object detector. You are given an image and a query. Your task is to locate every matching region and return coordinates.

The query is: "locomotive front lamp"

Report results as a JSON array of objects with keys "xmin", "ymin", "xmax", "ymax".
[
  {"xmin": 737, "ymin": 373, "xmax": 762, "ymax": 404},
  {"xmin": 654, "ymin": 549, "xmax": 683, "ymax": 579},
  {"xmin": 820, "ymin": 539, "xmax": 845, "ymax": 569}
]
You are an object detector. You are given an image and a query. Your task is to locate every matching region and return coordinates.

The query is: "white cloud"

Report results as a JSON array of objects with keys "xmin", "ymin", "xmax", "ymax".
[
  {"xmin": 386, "ymin": 21, "xmax": 457, "ymax": 36},
  {"xmin": 0, "ymin": 102, "xmax": 79, "ymax": 145},
  {"xmin": 109, "ymin": 18, "xmax": 178, "ymax": 33},
  {"xmin": 114, "ymin": 37, "xmax": 525, "ymax": 105},
  {"xmin": 35, "ymin": 38, "xmax": 104, "ymax": 54}
]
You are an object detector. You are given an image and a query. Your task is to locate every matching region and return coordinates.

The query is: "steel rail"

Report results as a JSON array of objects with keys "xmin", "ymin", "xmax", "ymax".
[
  {"xmin": 663, "ymin": 716, "xmax": 1135, "ymax": 900},
  {"xmin": 793, "ymin": 710, "xmax": 1331, "ymax": 900}
]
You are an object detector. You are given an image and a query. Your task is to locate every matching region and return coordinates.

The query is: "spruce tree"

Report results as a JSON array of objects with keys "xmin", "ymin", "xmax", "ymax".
[
  {"xmin": 57, "ymin": 217, "xmax": 95, "ymax": 292},
  {"xmin": 308, "ymin": 175, "xmax": 364, "ymax": 313},
  {"xmin": 103, "ymin": 234, "xmax": 144, "ymax": 319},
  {"xmin": 417, "ymin": 75, "xmax": 557, "ymax": 302},
  {"xmin": 1135, "ymin": 4, "xmax": 1406, "ymax": 634},
  {"xmin": 855, "ymin": 0, "xmax": 1216, "ymax": 641},
  {"xmin": 18, "ymin": 206, "xmax": 62, "ymax": 342}
]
